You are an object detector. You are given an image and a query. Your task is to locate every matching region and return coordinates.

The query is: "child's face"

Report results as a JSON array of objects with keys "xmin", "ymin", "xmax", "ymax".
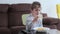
[{"xmin": 32, "ymin": 7, "xmax": 41, "ymax": 15}]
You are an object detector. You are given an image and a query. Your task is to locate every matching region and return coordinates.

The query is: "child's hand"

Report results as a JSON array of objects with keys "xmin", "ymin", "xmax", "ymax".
[{"xmin": 32, "ymin": 15, "xmax": 38, "ymax": 23}]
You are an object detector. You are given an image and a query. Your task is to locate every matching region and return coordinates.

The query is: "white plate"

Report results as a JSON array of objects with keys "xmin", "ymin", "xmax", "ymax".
[{"xmin": 32, "ymin": 27, "xmax": 50, "ymax": 31}]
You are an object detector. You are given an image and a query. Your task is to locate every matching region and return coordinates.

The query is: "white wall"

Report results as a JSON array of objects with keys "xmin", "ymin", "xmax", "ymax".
[
  {"xmin": 0, "ymin": 0, "xmax": 60, "ymax": 18},
  {"xmin": 0, "ymin": 0, "xmax": 9, "ymax": 4}
]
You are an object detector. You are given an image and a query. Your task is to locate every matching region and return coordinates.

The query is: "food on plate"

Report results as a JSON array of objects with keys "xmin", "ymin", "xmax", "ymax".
[
  {"xmin": 33, "ymin": 27, "xmax": 50, "ymax": 31},
  {"xmin": 36, "ymin": 27, "xmax": 45, "ymax": 31}
]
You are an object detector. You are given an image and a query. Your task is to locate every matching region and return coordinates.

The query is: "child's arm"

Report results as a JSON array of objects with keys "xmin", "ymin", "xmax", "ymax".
[
  {"xmin": 26, "ymin": 16, "xmax": 38, "ymax": 30},
  {"xmin": 26, "ymin": 18, "xmax": 33, "ymax": 30}
]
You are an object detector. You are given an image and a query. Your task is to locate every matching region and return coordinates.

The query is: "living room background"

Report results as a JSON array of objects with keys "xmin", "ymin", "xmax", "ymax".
[{"xmin": 0, "ymin": 0, "xmax": 60, "ymax": 18}]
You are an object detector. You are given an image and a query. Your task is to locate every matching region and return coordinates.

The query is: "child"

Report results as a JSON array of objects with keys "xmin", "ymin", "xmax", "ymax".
[
  {"xmin": 26, "ymin": 1, "xmax": 43, "ymax": 31},
  {"xmin": 25, "ymin": 1, "xmax": 51, "ymax": 34},
  {"xmin": 25, "ymin": 1, "xmax": 46, "ymax": 34}
]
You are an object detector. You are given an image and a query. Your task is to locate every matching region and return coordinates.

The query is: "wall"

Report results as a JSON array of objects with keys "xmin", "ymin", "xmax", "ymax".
[{"xmin": 0, "ymin": 0, "xmax": 60, "ymax": 18}]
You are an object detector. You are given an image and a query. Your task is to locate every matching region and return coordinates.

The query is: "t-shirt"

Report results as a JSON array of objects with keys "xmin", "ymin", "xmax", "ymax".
[{"xmin": 26, "ymin": 14, "xmax": 43, "ymax": 30}]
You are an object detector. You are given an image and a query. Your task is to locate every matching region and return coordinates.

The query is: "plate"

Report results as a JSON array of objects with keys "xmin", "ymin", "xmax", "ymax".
[{"xmin": 32, "ymin": 27, "xmax": 50, "ymax": 31}]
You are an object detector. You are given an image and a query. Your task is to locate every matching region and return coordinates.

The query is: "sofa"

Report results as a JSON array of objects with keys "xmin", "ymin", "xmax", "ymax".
[{"xmin": 0, "ymin": 4, "xmax": 60, "ymax": 34}]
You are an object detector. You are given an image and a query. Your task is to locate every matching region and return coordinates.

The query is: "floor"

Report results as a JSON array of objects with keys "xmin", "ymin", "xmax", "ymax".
[{"xmin": 57, "ymin": 30, "xmax": 60, "ymax": 34}]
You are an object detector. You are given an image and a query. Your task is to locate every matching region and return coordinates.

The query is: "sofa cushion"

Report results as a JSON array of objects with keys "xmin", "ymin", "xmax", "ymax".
[
  {"xmin": 43, "ymin": 18, "xmax": 51, "ymax": 25},
  {"xmin": 10, "ymin": 26, "xmax": 25, "ymax": 30},
  {"xmin": 9, "ymin": 4, "xmax": 31, "ymax": 12},
  {"xmin": 8, "ymin": 4, "xmax": 31, "ymax": 27},
  {"xmin": 43, "ymin": 18, "xmax": 58, "ymax": 25},
  {"xmin": 0, "ymin": 13, "xmax": 8, "ymax": 27},
  {"xmin": 0, "ymin": 27, "xmax": 10, "ymax": 32},
  {"xmin": 0, "ymin": 4, "xmax": 8, "ymax": 13},
  {"xmin": 44, "ymin": 25, "xmax": 57, "ymax": 29},
  {"xmin": 10, "ymin": 26, "xmax": 25, "ymax": 34},
  {"xmin": 8, "ymin": 12, "xmax": 22, "ymax": 26},
  {"xmin": 0, "ymin": 27, "xmax": 11, "ymax": 34},
  {"xmin": 49, "ymin": 18, "xmax": 58, "ymax": 25},
  {"xmin": 57, "ymin": 19, "xmax": 60, "ymax": 30}
]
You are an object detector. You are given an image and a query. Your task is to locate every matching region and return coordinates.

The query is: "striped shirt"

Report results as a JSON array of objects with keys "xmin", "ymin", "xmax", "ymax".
[{"xmin": 26, "ymin": 14, "xmax": 43, "ymax": 30}]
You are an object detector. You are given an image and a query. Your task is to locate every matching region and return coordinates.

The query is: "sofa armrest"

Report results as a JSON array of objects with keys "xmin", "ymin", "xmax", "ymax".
[{"xmin": 43, "ymin": 17, "xmax": 59, "ymax": 25}]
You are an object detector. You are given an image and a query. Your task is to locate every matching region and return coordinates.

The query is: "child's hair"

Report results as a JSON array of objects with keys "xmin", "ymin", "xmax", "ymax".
[{"xmin": 31, "ymin": 1, "xmax": 41, "ymax": 10}]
